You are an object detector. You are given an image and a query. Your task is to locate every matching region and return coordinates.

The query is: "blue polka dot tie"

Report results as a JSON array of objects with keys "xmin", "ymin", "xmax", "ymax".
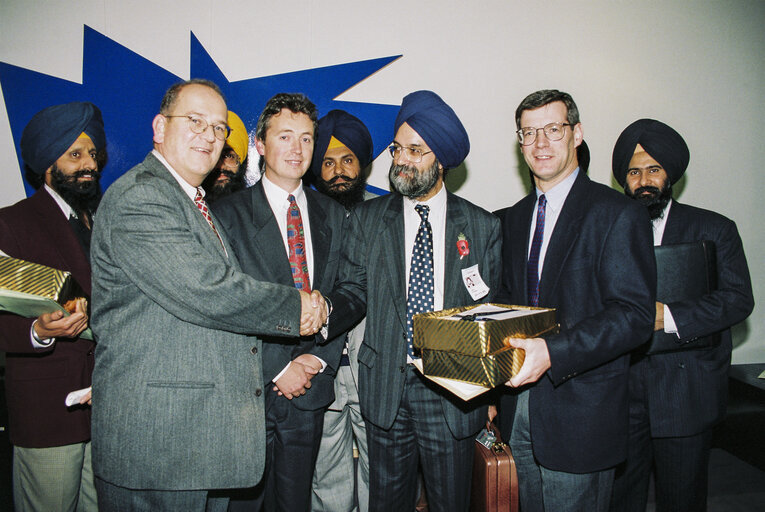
[{"xmin": 406, "ymin": 204, "xmax": 434, "ymax": 358}]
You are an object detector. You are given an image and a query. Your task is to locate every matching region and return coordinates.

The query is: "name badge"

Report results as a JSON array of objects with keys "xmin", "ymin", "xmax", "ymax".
[{"xmin": 461, "ymin": 264, "xmax": 489, "ymax": 300}]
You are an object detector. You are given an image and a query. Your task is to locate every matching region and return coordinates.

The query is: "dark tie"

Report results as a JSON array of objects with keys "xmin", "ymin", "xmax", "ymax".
[
  {"xmin": 193, "ymin": 189, "xmax": 225, "ymax": 251},
  {"xmin": 68, "ymin": 214, "xmax": 92, "ymax": 262},
  {"xmin": 406, "ymin": 204, "xmax": 434, "ymax": 358},
  {"xmin": 287, "ymin": 194, "xmax": 311, "ymax": 291},
  {"xmin": 527, "ymin": 194, "xmax": 547, "ymax": 307}
]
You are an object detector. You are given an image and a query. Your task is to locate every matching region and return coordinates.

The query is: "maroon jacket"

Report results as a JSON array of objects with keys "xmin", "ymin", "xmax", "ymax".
[{"xmin": 0, "ymin": 187, "xmax": 94, "ymax": 448}]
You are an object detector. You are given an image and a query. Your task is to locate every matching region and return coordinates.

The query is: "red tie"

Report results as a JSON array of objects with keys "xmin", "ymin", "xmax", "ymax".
[
  {"xmin": 287, "ymin": 194, "xmax": 311, "ymax": 291},
  {"xmin": 194, "ymin": 189, "xmax": 226, "ymax": 251}
]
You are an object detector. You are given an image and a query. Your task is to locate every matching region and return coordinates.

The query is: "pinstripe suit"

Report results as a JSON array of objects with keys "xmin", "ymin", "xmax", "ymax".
[
  {"xmin": 328, "ymin": 190, "xmax": 501, "ymax": 511},
  {"xmin": 611, "ymin": 200, "xmax": 754, "ymax": 512}
]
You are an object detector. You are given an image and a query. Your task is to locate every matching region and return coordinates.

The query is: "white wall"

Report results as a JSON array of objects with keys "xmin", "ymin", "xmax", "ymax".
[{"xmin": 1, "ymin": 0, "xmax": 762, "ymax": 361}]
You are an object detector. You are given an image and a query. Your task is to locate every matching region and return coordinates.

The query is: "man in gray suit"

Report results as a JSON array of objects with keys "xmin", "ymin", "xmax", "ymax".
[
  {"xmin": 213, "ymin": 93, "xmax": 347, "ymax": 512},
  {"xmin": 309, "ymin": 109, "xmax": 375, "ymax": 512},
  {"xmin": 328, "ymin": 90, "xmax": 502, "ymax": 512},
  {"xmin": 90, "ymin": 79, "xmax": 326, "ymax": 511}
]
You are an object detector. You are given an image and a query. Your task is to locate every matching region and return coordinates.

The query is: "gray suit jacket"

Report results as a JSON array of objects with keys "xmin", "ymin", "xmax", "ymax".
[
  {"xmin": 213, "ymin": 181, "xmax": 348, "ymax": 410},
  {"xmin": 328, "ymin": 191, "xmax": 502, "ymax": 439},
  {"xmin": 90, "ymin": 152, "xmax": 302, "ymax": 490}
]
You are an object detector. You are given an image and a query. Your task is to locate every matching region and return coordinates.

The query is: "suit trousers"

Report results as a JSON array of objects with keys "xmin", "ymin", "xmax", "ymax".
[
  {"xmin": 510, "ymin": 390, "xmax": 615, "ymax": 512},
  {"xmin": 229, "ymin": 386, "xmax": 325, "ymax": 512},
  {"xmin": 94, "ymin": 476, "xmax": 228, "ymax": 512},
  {"xmin": 311, "ymin": 365, "xmax": 369, "ymax": 512},
  {"xmin": 13, "ymin": 441, "xmax": 97, "ymax": 512},
  {"xmin": 366, "ymin": 366, "xmax": 474, "ymax": 512},
  {"xmin": 610, "ymin": 359, "xmax": 713, "ymax": 512}
]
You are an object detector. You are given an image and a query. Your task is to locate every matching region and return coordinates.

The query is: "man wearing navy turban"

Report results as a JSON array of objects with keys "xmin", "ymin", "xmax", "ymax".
[
  {"xmin": 0, "ymin": 101, "xmax": 105, "ymax": 511},
  {"xmin": 326, "ymin": 90, "xmax": 502, "ymax": 511},
  {"xmin": 610, "ymin": 119, "xmax": 754, "ymax": 512}
]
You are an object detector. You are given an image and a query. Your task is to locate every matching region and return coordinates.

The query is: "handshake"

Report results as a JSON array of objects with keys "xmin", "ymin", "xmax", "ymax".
[{"xmin": 299, "ymin": 290, "xmax": 328, "ymax": 336}]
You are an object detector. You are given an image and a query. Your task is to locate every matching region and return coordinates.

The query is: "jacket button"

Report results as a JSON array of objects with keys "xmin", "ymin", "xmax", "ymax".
[
  {"xmin": 250, "ymin": 346, "xmax": 258, "ymax": 355},
  {"xmin": 400, "ymin": 366, "xmax": 406, "ymax": 373},
  {"xmin": 255, "ymin": 389, "xmax": 262, "ymax": 397},
  {"xmin": 678, "ymin": 363, "xmax": 686, "ymax": 369}
]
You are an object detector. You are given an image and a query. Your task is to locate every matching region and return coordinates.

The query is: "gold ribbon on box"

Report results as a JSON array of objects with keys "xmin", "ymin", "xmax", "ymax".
[{"xmin": 412, "ymin": 304, "xmax": 559, "ymax": 387}]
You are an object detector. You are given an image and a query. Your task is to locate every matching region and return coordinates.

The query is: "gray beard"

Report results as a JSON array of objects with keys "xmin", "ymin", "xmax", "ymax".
[{"xmin": 389, "ymin": 160, "xmax": 440, "ymax": 198}]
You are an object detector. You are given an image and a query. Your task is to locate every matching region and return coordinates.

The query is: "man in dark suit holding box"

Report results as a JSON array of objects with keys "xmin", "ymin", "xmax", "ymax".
[{"xmin": 609, "ymin": 119, "xmax": 754, "ymax": 512}]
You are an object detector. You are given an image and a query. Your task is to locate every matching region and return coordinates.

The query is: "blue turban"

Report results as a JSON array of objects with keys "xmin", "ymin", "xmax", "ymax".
[
  {"xmin": 612, "ymin": 119, "xmax": 689, "ymax": 187},
  {"xmin": 21, "ymin": 102, "xmax": 105, "ymax": 174},
  {"xmin": 394, "ymin": 90, "xmax": 469, "ymax": 170},
  {"xmin": 311, "ymin": 110, "xmax": 374, "ymax": 176}
]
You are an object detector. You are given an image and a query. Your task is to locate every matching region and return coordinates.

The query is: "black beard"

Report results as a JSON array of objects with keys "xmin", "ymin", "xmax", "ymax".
[
  {"xmin": 49, "ymin": 165, "xmax": 102, "ymax": 215},
  {"xmin": 202, "ymin": 169, "xmax": 247, "ymax": 203},
  {"xmin": 389, "ymin": 160, "xmax": 440, "ymax": 199},
  {"xmin": 626, "ymin": 182, "xmax": 672, "ymax": 220},
  {"xmin": 315, "ymin": 174, "xmax": 367, "ymax": 209}
]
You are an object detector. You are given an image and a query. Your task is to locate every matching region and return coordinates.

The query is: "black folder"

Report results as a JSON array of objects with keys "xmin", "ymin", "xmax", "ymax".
[{"xmin": 646, "ymin": 240, "xmax": 718, "ymax": 354}]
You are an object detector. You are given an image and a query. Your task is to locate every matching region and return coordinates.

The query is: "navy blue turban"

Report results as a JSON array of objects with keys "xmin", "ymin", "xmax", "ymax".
[
  {"xmin": 394, "ymin": 90, "xmax": 470, "ymax": 170},
  {"xmin": 311, "ymin": 109, "xmax": 374, "ymax": 177},
  {"xmin": 612, "ymin": 118, "xmax": 689, "ymax": 187},
  {"xmin": 21, "ymin": 101, "xmax": 105, "ymax": 174}
]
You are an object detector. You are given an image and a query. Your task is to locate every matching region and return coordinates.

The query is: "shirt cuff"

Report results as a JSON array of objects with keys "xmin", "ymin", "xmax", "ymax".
[
  {"xmin": 663, "ymin": 304, "xmax": 680, "ymax": 337},
  {"xmin": 30, "ymin": 320, "xmax": 55, "ymax": 348},
  {"xmin": 272, "ymin": 362, "xmax": 291, "ymax": 384}
]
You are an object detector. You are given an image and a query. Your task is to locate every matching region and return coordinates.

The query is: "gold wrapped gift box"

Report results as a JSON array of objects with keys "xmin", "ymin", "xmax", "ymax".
[
  {"xmin": 413, "ymin": 303, "xmax": 558, "ymax": 387},
  {"xmin": 0, "ymin": 254, "xmax": 92, "ymax": 339}
]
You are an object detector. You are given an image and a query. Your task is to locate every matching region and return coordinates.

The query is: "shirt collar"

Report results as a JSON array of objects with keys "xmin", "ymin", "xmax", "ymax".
[
  {"xmin": 43, "ymin": 184, "xmax": 73, "ymax": 218},
  {"xmin": 404, "ymin": 182, "xmax": 447, "ymax": 213},
  {"xmin": 152, "ymin": 149, "xmax": 201, "ymax": 201},
  {"xmin": 262, "ymin": 173, "xmax": 305, "ymax": 207},
  {"xmin": 535, "ymin": 167, "xmax": 579, "ymax": 213}
]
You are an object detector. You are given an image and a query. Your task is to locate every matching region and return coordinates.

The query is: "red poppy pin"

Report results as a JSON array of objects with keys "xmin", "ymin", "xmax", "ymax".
[{"xmin": 457, "ymin": 233, "xmax": 469, "ymax": 259}]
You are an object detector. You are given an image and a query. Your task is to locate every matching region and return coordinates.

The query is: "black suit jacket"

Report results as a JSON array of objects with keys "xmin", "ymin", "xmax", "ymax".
[
  {"xmin": 0, "ymin": 188, "xmax": 95, "ymax": 448},
  {"xmin": 328, "ymin": 190, "xmax": 502, "ymax": 439},
  {"xmin": 213, "ymin": 181, "xmax": 347, "ymax": 411},
  {"xmin": 638, "ymin": 200, "xmax": 754, "ymax": 437},
  {"xmin": 496, "ymin": 171, "xmax": 656, "ymax": 473}
]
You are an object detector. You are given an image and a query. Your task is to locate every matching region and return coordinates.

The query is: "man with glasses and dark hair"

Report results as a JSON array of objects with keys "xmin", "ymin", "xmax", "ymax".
[
  {"xmin": 326, "ymin": 90, "xmax": 501, "ymax": 511},
  {"xmin": 213, "ymin": 92, "xmax": 347, "ymax": 512},
  {"xmin": 494, "ymin": 89, "xmax": 656, "ymax": 511},
  {"xmin": 609, "ymin": 119, "xmax": 753, "ymax": 512},
  {"xmin": 202, "ymin": 110, "xmax": 249, "ymax": 203},
  {"xmin": 90, "ymin": 79, "xmax": 327, "ymax": 511}
]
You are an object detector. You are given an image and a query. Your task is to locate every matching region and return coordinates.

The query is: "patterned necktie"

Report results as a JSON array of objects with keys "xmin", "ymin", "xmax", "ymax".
[
  {"xmin": 527, "ymin": 194, "xmax": 547, "ymax": 307},
  {"xmin": 287, "ymin": 194, "xmax": 311, "ymax": 291},
  {"xmin": 193, "ymin": 189, "xmax": 226, "ymax": 251},
  {"xmin": 406, "ymin": 204, "xmax": 434, "ymax": 358}
]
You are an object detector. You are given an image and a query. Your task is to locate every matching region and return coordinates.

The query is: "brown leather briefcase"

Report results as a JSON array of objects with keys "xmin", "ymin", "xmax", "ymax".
[{"xmin": 470, "ymin": 422, "xmax": 519, "ymax": 512}]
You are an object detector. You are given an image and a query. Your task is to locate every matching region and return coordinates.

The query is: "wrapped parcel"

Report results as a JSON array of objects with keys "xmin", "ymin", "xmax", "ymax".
[{"xmin": 413, "ymin": 303, "xmax": 558, "ymax": 387}]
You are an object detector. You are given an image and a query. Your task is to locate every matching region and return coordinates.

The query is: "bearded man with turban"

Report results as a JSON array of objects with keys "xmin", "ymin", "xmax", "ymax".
[
  {"xmin": 326, "ymin": 90, "xmax": 501, "ymax": 511},
  {"xmin": 202, "ymin": 110, "xmax": 249, "ymax": 203},
  {"xmin": 609, "ymin": 119, "xmax": 754, "ymax": 512},
  {"xmin": 309, "ymin": 109, "xmax": 373, "ymax": 512},
  {"xmin": 0, "ymin": 101, "xmax": 106, "ymax": 512}
]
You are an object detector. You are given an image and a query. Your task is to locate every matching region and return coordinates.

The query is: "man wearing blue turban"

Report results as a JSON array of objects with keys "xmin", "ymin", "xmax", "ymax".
[
  {"xmin": 0, "ymin": 101, "xmax": 105, "ymax": 511},
  {"xmin": 326, "ymin": 90, "xmax": 502, "ymax": 511},
  {"xmin": 610, "ymin": 119, "xmax": 754, "ymax": 512}
]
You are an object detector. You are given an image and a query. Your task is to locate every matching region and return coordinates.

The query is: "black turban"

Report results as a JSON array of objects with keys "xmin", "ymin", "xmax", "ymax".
[
  {"xmin": 311, "ymin": 110, "xmax": 373, "ymax": 177},
  {"xmin": 21, "ymin": 101, "xmax": 105, "ymax": 175},
  {"xmin": 612, "ymin": 119, "xmax": 689, "ymax": 187},
  {"xmin": 394, "ymin": 90, "xmax": 469, "ymax": 170}
]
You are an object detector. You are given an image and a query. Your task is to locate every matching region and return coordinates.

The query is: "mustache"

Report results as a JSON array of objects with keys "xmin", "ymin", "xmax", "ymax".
[
  {"xmin": 633, "ymin": 186, "xmax": 661, "ymax": 197},
  {"xmin": 69, "ymin": 169, "xmax": 99, "ymax": 179},
  {"xmin": 391, "ymin": 164, "xmax": 419, "ymax": 177},
  {"xmin": 216, "ymin": 170, "xmax": 238, "ymax": 180},
  {"xmin": 326, "ymin": 174, "xmax": 356, "ymax": 185}
]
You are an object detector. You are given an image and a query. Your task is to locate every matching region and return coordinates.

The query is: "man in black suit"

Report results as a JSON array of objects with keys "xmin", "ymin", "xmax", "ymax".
[
  {"xmin": 328, "ymin": 90, "xmax": 502, "ymax": 512},
  {"xmin": 213, "ymin": 93, "xmax": 346, "ymax": 512},
  {"xmin": 495, "ymin": 89, "xmax": 656, "ymax": 512},
  {"xmin": 609, "ymin": 119, "xmax": 754, "ymax": 512}
]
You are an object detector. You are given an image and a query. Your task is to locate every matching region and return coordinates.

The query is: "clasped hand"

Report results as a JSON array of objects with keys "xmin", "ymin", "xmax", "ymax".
[
  {"xmin": 299, "ymin": 290, "xmax": 327, "ymax": 336},
  {"xmin": 273, "ymin": 354, "xmax": 322, "ymax": 399}
]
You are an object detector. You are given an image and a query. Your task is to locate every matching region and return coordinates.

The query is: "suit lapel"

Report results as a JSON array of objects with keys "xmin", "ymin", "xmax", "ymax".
[
  {"xmin": 381, "ymin": 195, "xmax": 408, "ymax": 330},
  {"xmin": 658, "ymin": 200, "xmax": 684, "ymax": 245},
  {"xmin": 305, "ymin": 189, "xmax": 331, "ymax": 290},
  {"xmin": 444, "ymin": 192, "xmax": 468, "ymax": 308},
  {"xmin": 513, "ymin": 193, "xmax": 535, "ymax": 304},
  {"xmin": 538, "ymin": 173, "xmax": 588, "ymax": 303},
  {"xmin": 248, "ymin": 182, "xmax": 294, "ymax": 285}
]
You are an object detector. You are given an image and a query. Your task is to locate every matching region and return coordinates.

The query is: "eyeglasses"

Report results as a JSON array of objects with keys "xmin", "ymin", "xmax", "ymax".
[
  {"xmin": 388, "ymin": 144, "xmax": 433, "ymax": 163},
  {"xmin": 164, "ymin": 115, "xmax": 231, "ymax": 141},
  {"xmin": 516, "ymin": 122, "xmax": 571, "ymax": 146},
  {"xmin": 221, "ymin": 149, "xmax": 240, "ymax": 165}
]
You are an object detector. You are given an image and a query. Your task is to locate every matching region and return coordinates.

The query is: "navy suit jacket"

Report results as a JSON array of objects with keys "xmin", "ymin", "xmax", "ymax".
[
  {"xmin": 638, "ymin": 200, "xmax": 754, "ymax": 437},
  {"xmin": 213, "ymin": 181, "xmax": 348, "ymax": 411},
  {"xmin": 496, "ymin": 171, "xmax": 656, "ymax": 473},
  {"xmin": 0, "ymin": 187, "xmax": 95, "ymax": 448},
  {"xmin": 328, "ymin": 190, "xmax": 502, "ymax": 439}
]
